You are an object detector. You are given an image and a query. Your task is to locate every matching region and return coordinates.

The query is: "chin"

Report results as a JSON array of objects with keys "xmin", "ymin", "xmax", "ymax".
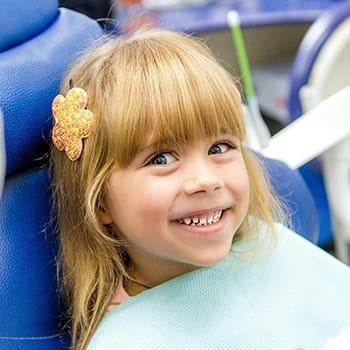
[{"xmin": 191, "ymin": 245, "xmax": 232, "ymax": 268}]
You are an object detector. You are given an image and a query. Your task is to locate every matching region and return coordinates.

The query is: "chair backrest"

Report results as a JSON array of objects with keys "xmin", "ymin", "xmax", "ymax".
[
  {"xmin": 0, "ymin": 1, "xmax": 102, "ymax": 349},
  {"xmin": 286, "ymin": 2, "xmax": 350, "ymax": 248},
  {"xmin": 0, "ymin": 110, "xmax": 5, "ymax": 198},
  {"xmin": 0, "ymin": 2, "xmax": 318, "ymax": 348},
  {"xmin": 288, "ymin": 1, "xmax": 350, "ymax": 260},
  {"xmin": 258, "ymin": 155, "xmax": 319, "ymax": 243},
  {"xmin": 288, "ymin": 1, "xmax": 350, "ymax": 122}
]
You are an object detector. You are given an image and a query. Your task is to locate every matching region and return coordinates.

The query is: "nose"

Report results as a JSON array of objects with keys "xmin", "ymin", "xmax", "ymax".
[{"xmin": 183, "ymin": 161, "xmax": 224, "ymax": 195}]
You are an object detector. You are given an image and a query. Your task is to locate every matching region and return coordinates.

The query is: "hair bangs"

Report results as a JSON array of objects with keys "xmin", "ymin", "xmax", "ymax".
[{"xmin": 110, "ymin": 39, "xmax": 245, "ymax": 167}]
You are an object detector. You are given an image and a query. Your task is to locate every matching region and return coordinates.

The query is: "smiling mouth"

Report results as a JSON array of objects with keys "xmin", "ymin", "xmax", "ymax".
[{"xmin": 177, "ymin": 209, "xmax": 224, "ymax": 227}]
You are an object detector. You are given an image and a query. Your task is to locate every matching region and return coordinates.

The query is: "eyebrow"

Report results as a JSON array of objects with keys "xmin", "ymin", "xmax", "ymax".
[
  {"xmin": 138, "ymin": 139, "xmax": 175, "ymax": 154},
  {"xmin": 139, "ymin": 128, "xmax": 238, "ymax": 153}
]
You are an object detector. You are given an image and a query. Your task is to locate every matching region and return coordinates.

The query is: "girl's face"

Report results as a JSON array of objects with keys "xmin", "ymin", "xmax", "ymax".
[{"xmin": 100, "ymin": 133, "xmax": 250, "ymax": 284}]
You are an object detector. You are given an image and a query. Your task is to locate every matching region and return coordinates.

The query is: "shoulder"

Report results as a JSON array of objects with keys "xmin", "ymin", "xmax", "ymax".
[
  {"xmin": 230, "ymin": 222, "xmax": 350, "ymax": 308},
  {"xmin": 258, "ymin": 222, "xmax": 350, "ymax": 279}
]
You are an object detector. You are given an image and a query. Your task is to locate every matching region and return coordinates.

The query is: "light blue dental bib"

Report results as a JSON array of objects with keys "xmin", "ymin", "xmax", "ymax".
[{"xmin": 88, "ymin": 224, "xmax": 350, "ymax": 350}]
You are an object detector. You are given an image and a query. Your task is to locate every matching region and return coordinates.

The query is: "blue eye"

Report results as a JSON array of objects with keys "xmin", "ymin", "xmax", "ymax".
[
  {"xmin": 208, "ymin": 142, "xmax": 233, "ymax": 155},
  {"xmin": 149, "ymin": 152, "xmax": 176, "ymax": 165}
]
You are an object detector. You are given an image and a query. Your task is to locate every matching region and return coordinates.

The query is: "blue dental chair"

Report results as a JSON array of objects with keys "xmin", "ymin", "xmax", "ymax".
[
  {"xmin": 288, "ymin": 1, "xmax": 350, "ymax": 252},
  {"xmin": 0, "ymin": 1, "xmax": 318, "ymax": 349},
  {"xmin": 0, "ymin": 1, "xmax": 102, "ymax": 349}
]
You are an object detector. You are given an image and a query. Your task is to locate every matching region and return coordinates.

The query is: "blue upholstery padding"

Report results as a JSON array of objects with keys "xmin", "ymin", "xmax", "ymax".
[
  {"xmin": 0, "ymin": 0, "xmax": 58, "ymax": 53},
  {"xmin": 0, "ymin": 168, "xmax": 69, "ymax": 347},
  {"xmin": 0, "ymin": 2, "xmax": 102, "ymax": 348},
  {"xmin": 288, "ymin": 1, "xmax": 350, "ymax": 122},
  {"xmin": 0, "ymin": 8, "xmax": 103, "ymax": 176},
  {"xmin": 0, "ymin": 336, "xmax": 70, "ymax": 350},
  {"xmin": 259, "ymin": 155, "xmax": 319, "ymax": 243},
  {"xmin": 299, "ymin": 164, "xmax": 332, "ymax": 247}
]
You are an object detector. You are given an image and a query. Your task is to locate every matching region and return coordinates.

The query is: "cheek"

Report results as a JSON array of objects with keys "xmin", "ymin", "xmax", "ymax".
[
  {"xmin": 115, "ymin": 177, "xmax": 173, "ymax": 224},
  {"xmin": 228, "ymin": 164, "xmax": 250, "ymax": 198},
  {"xmin": 229, "ymin": 166, "xmax": 251, "ymax": 217},
  {"xmin": 134, "ymin": 184, "xmax": 173, "ymax": 220}
]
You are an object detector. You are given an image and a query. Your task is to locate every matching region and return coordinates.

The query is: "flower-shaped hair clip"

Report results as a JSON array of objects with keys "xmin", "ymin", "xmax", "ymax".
[{"xmin": 52, "ymin": 87, "xmax": 94, "ymax": 161}]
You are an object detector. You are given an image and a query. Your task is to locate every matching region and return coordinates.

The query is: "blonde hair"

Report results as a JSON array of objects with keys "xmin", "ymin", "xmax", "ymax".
[{"xmin": 51, "ymin": 29, "xmax": 283, "ymax": 350}]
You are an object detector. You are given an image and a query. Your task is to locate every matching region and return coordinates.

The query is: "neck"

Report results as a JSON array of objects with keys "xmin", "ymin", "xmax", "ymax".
[
  {"xmin": 124, "ymin": 247, "xmax": 200, "ymax": 294},
  {"xmin": 124, "ymin": 278, "xmax": 152, "ymax": 296}
]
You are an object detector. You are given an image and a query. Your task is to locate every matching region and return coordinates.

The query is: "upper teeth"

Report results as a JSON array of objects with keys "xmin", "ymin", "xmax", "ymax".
[{"xmin": 179, "ymin": 210, "xmax": 223, "ymax": 226}]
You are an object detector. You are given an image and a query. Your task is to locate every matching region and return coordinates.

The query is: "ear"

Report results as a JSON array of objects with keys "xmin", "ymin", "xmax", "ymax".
[{"xmin": 98, "ymin": 202, "xmax": 113, "ymax": 225}]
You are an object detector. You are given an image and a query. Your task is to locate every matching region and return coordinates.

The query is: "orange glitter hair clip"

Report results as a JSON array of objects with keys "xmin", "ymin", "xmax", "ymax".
[{"xmin": 51, "ymin": 87, "xmax": 94, "ymax": 161}]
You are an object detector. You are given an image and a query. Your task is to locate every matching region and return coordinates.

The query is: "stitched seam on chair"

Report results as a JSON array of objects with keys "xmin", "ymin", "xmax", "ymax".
[{"xmin": 0, "ymin": 333, "xmax": 64, "ymax": 340}]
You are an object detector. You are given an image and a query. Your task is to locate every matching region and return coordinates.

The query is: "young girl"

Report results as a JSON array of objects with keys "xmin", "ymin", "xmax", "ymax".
[{"xmin": 51, "ymin": 29, "xmax": 350, "ymax": 350}]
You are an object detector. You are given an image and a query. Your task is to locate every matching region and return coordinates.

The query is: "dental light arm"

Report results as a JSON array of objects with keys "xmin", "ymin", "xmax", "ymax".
[{"xmin": 261, "ymin": 86, "xmax": 350, "ymax": 169}]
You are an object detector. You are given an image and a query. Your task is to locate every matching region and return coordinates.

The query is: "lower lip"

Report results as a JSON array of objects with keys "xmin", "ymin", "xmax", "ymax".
[{"xmin": 172, "ymin": 209, "xmax": 229, "ymax": 236}]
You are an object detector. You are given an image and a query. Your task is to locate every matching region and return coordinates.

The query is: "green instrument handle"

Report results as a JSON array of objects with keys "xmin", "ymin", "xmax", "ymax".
[{"xmin": 227, "ymin": 11, "xmax": 255, "ymax": 99}]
